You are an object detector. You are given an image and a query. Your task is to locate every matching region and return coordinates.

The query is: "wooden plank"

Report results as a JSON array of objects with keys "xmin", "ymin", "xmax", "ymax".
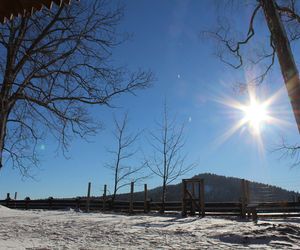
[
  {"xmin": 241, "ymin": 179, "xmax": 246, "ymax": 218},
  {"xmin": 205, "ymin": 202, "xmax": 241, "ymax": 207},
  {"xmin": 182, "ymin": 178, "xmax": 202, "ymax": 183},
  {"xmin": 86, "ymin": 182, "xmax": 91, "ymax": 213},
  {"xmin": 190, "ymin": 183, "xmax": 195, "ymax": 215},
  {"xmin": 200, "ymin": 179, "xmax": 205, "ymax": 217},
  {"xmin": 102, "ymin": 184, "xmax": 107, "ymax": 211},
  {"xmin": 144, "ymin": 184, "xmax": 148, "ymax": 213},
  {"xmin": 246, "ymin": 181, "xmax": 250, "ymax": 204},
  {"xmin": 181, "ymin": 180, "xmax": 187, "ymax": 217},
  {"xmin": 3, "ymin": 196, "xmax": 300, "ymax": 216},
  {"xmin": 256, "ymin": 202, "xmax": 300, "ymax": 207},
  {"xmin": 25, "ymin": 197, "xmax": 30, "ymax": 210},
  {"xmin": 186, "ymin": 189, "xmax": 200, "ymax": 210},
  {"xmin": 205, "ymin": 208, "xmax": 241, "ymax": 212},
  {"xmin": 129, "ymin": 182, "xmax": 134, "ymax": 214}
]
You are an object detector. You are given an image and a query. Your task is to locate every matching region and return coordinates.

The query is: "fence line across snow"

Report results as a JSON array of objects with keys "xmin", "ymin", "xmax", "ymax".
[{"xmin": 2, "ymin": 180, "xmax": 300, "ymax": 218}]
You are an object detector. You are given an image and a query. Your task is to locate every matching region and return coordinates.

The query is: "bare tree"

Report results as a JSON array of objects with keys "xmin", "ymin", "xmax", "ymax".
[
  {"xmin": 273, "ymin": 138, "xmax": 300, "ymax": 168},
  {"xmin": 0, "ymin": 1, "xmax": 153, "ymax": 174},
  {"xmin": 205, "ymin": 0, "xmax": 300, "ymax": 132},
  {"xmin": 105, "ymin": 113, "xmax": 146, "ymax": 203},
  {"xmin": 145, "ymin": 103, "xmax": 195, "ymax": 213}
]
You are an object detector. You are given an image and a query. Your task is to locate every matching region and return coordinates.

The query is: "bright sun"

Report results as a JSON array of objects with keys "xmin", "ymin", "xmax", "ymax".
[
  {"xmin": 214, "ymin": 85, "xmax": 290, "ymax": 151},
  {"xmin": 214, "ymin": 86, "xmax": 286, "ymax": 148},
  {"xmin": 242, "ymin": 99, "xmax": 269, "ymax": 134}
]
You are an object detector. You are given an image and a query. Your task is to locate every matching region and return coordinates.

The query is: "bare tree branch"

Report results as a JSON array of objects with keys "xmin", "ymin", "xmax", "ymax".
[
  {"xmin": 203, "ymin": 2, "xmax": 278, "ymax": 89},
  {"xmin": 145, "ymin": 101, "xmax": 196, "ymax": 213},
  {"xmin": 105, "ymin": 113, "xmax": 147, "ymax": 203},
  {"xmin": 0, "ymin": 1, "xmax": 153, "ymax": 174},
  {"xmin": 273, "ymin": 137, "xmax": 300, "ymax": 168}
]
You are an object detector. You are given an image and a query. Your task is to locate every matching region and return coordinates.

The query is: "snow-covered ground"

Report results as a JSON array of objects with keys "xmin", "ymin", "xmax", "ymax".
[{"xmin": 0, "ymin": 205, "xmax": 300, "ymax": 249}]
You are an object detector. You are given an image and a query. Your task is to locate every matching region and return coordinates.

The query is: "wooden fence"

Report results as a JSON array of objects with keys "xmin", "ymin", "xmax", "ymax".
[
  {"xmin": 1, "ymin": 197, "xmax": 300, "ymax": 217},
  {"xmin": 1, "ymin": 180, "xmax": 300, "ymax": 218}
]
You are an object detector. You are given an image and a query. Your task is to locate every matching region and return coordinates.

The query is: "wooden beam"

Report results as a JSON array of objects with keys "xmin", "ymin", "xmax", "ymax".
[
  {"xmin": 200, "ymin": 179, "xmax": 205, "ymax": 217},
  {"xmin": 102, "ymin": 184, "xmax": 107, "ymax": 211},
  {"xmin": 190, "ymin": 183, "xmax": 195, "ymax": 215},
  {"xmin": 144, "ymin": 184, "xmax": 148, "ymax": 213},
  {"xmin": 129, "ymin": 181, "xmax": 134, "ymax": 214},
  {"xmin": 86, "ymin": 182, "xmax": 91, "ymax": 213},
  {"xmin": 241, "ymin": 179, "xmax": 247, "ymax": 218},
  {"xmin": 181, "ymin": 180, "xmax": 187, "ymax": 217}
]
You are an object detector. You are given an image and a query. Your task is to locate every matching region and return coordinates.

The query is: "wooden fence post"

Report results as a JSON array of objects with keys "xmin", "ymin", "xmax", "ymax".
[
  {"xmin": 48, "ymin": 197, "xmax": 53, "ymax": 210},
  {"xmin": 14, "ymin": 192, "xmax": 17, "ymax": 208},
  {"xmin": 182, "ymin": 180, "xmax": 187, "ymax": 217},
  {"xmin": 102, "ymin": 184, "xmax": 107, "ymax": 211},
  {"xmin": 241, "ymin": 179, "xmax": 247, "ymax": 218},
  {"xmin": 129, "ymin": 181, "xmax": 134, "ymax": 214},
  {"xmin": 86, "ymin": 182, "xmax": 91, "ymax": 213},
  {"xmin": 25, "ymin": 197, "xmax": 30, "ymax": 210},
  {"xmin": 200, "ymin": 179, "xmax": 205, "ymax": 217},
  {"xmin": 76, "ymin": 197, "xmax": 81, "ymax": 211},
  {"xmin": 190, "ymin": 183, "xmax": 195, "ymax": 215},
  {"xmin": 246, "ymin": 180, "xmax": 250, "ymax": 204},
  {"xmin": 5, "ymin": 193, "xmax": 10, "ymax": 207},
  {"xmin": 144, "ymin": 184, "xmax": 148, "ymax": 213}
]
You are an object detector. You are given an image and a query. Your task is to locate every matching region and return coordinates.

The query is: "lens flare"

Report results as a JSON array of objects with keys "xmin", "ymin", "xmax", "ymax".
[
  {"xmin": 241, "ymin": 98, "xmax": 269, "ymax": 134},
  {"xmin": 214, "ymin": 86, "xmax": 290, "ymax": 150}
]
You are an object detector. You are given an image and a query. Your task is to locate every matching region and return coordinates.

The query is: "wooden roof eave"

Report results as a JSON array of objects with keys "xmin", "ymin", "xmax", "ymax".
[{"xmin": 0, "ymin": 0, "xmax": 72, "ymax": 23}]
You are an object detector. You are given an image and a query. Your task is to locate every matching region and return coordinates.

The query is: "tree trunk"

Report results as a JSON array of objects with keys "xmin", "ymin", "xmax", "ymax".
[
  {"xmin": 261, "ymin": 0, "xmax": 300, "ymax": 133},
  {"xmin": 160, "ymin": 180, "xmax": 166, "ymax": 214},
  {"xmin": 112, "ymin": 162, "xmax": 119, "ymax": 204},
  {"xmin": 112, "ymin": 185, "xmax": 117, "ymax": 204},
  {"xmin": 0, "ymin": 109, "xmax": 8, "ymax": 169}
]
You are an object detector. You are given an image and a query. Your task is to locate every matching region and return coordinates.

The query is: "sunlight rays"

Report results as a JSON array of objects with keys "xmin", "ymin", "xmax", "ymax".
[
  {"xmin": 240, "ymin": 96, "xmax": 270, "ymax": 134},
  {"xmin": 214, "ymin": 85, "xmax": 291, "ymax": 152}
]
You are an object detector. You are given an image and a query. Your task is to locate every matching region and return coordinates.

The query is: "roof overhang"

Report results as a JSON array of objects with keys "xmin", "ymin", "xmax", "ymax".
[{"xmin": 0, "ymin": 0, "xmax": 72, "ymax": 23}]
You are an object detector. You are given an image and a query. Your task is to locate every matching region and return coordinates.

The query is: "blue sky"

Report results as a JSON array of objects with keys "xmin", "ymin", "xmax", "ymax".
[{"xmin": 1, "ymin": 0, "xmax": 300, "ymax": 199}]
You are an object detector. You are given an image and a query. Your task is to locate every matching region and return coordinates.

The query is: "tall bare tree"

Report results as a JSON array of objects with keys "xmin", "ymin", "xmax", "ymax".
[
  {"xmin": 105, "ymin": 113, "xmax": 146, "ymax": 202},
  {"xmin": 0, "ymin": 1, "xmax": 153, "ymax": 174},
  {"xmin": 145, "ymin": 103, "xmax": 195, "ymax": 213},
  {"xmin": 205, "ymin": 0, "xmax": 300, "ymax": 132}
]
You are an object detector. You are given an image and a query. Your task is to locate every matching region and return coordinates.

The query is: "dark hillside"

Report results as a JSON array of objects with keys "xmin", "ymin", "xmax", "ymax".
[{"xmin": 113, "ymin": 173, "xmax": 299, "ymax": 202}]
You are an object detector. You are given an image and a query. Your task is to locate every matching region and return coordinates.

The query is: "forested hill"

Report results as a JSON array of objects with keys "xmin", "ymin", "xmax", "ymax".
[{"xmin": 115, "ymin": 173, "xmax": 299, "ymax": 202}]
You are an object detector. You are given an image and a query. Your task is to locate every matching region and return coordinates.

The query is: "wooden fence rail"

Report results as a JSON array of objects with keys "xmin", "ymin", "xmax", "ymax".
[
  {"xmin": 2, "ymin": 179, "xmax": 300, "ymax": 218},
  {"xmin": 1, "ymin": 198, "xmax": 300, "ymax": 217}
]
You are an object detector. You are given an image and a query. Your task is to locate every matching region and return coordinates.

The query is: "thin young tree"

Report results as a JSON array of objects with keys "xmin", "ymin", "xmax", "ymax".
[
  {"xmin": 0, "ymin": 1, "xmax": 153, "ymax": 174},
  {"xmin": 145, "ymin": 103, "xmax": 195, "ymax": 213},
  {"xmin": 105, "ymin": 113, "xmax": 145, "ymax": 203}
]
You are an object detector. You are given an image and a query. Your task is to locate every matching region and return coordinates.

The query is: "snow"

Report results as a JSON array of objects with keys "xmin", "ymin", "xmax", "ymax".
[{"xmin": 0, "ymin": 205, "xmax": 300, "ymax": 249}]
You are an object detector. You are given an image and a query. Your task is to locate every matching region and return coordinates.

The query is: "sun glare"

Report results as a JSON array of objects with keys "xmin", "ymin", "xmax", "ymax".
[
  {"xmin": 242, "ymin": 99, "xmax": 269, "ymax": 134},
  {"xmin": 213, "ymin": 85, "xmax": 290, "ymax": 151}
]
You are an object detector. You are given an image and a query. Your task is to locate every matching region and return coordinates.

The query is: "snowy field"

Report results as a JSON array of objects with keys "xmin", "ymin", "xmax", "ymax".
[{"xmin": 0, "ymin": 205, "xmax": 300, "ymax": 249}]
